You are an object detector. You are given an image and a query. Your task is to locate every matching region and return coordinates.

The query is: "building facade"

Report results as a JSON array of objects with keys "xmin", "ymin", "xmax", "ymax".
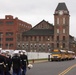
[
  {"xmin": 21, "ymin": 20, "xmax": 54, "ymax": 52},
  {"xmin": 54, "ymin": 3, "xmax": 70, "ymax": 50},
  {"xmin": 18, "ymin": 2, "xmax": 76, "ymax": 52},
  {"xmin": 0, "ymin": 15, "xmax": 32, "ymax": 50}
]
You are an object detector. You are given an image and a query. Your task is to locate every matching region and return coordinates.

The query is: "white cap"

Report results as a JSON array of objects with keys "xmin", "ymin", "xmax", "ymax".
[
  {"xmin": 22, "ymin": 50, "xmax": 26, "ymax": 53},
  {"xmin": 1, "ymin": 50, "xmax": 6, "ymax": 53},
  {"xmin": 0, "ymin": 48, "xmax": 2, "ymax": 50},
  {"xmin": 20, "ymin": 52, "xmax": 23, "ymax": 55}
]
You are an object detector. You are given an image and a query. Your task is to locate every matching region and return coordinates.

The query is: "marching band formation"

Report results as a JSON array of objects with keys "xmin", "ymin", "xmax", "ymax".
[{"xmin": 0, "ymin": 50, "xmax": 31, "ymax": 75}]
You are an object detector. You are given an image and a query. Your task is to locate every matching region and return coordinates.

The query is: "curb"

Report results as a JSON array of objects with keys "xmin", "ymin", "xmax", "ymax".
[{"xmin": 29, "ymin": 60, "xmax": 48, "ymax": 64}]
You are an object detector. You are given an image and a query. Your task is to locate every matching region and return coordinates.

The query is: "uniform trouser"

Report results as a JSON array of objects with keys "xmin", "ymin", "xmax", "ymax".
[
  {"xmin": 0, "ymin": 70, "xmax": 4, "ymax": 75},
  {"xmin": 22, "ymin": 67, "xmax": 27, "ymax": 75},
  {"xmin": 5, "ymin": 71, "xmax": 11, "ymax": 75},
  {"xmin": 0, "ymin": 65, "xmax": 4, "ymax": 75},
  {"xmin": 4, "ymin": 66, "xmax": 11, "ymax": 75},
  {"xmin": 13, "ymin": 69, "xmax": 21, "ymax": 75}
]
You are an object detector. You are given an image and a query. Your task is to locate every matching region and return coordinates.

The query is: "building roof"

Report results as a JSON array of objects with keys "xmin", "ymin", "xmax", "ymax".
[
  {"xmin": 23, "ymin": 29, "xmax": 54, "ymax": 36},
  {"xmin": 55, "ymin": 2, "xmax": 68, "ymax": 11},
  {"xmin": 23, "ymin": 20, "xmax": 54, "ymax": 36},
  {"xmin": 32, "ymin": 20, "xmax": 54, "ymax": 29}
]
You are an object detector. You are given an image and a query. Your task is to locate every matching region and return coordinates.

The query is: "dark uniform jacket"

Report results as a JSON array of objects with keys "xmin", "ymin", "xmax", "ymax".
[
  {"xmin": 4, "ymin": 55, "xmax": 12, "ymax": 72},
  {"xmin": 12, "ymin": 55, "xmax": 21, "ymax": 71},
  {"xmin": 0, "ymin": 54, "xmax": 6, "ymax": 71},
  {"xmin": 20, "ymin": 54, "xmax": 28, "ymax": 68}
]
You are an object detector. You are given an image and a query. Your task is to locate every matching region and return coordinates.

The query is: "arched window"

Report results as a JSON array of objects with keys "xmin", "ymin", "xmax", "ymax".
[
  {"xmin": 57, "ymin": 29, "xmax": 59, "ymax": 33},
  {"xmin": 57, "ymin": 18, "xmax": 59, "ymax": 24},
  {"xmin": 57, "ymin": 43, "xmax": 59, "ymax": 48},
  {"xmin": 63, "ymin": 17, "xmax": 65, "ymax": 24},
  {"xmin": 57, "ymin": 36, "xmax": 59, "ymax": 41},
  {"xmin": 63, "ymin": 29, "xmax": 65, "ymax": 33},
  {"xmin": 63, "ymin": 36, "xmax": 65, "ymax": 41},
  {"xmin": 63, "ymin": 43, "xmax": 65, "ymax": 48}
]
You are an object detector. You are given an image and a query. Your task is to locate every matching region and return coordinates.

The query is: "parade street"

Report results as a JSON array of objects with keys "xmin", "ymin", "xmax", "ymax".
[{"xmin": 26, "ymin": 59, "xmax": 76, "ymax": 75}]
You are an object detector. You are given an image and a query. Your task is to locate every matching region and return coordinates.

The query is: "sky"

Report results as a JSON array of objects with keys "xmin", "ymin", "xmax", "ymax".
[{"xmin": 0, "ymin": 0, "xmax": 76, "ymax": 37}]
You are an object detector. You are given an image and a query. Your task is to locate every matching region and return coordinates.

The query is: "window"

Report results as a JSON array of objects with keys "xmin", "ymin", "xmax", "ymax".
[
  {"xmin": 30, "ymin": 36, "xmax": 32, "ymax": 41},
  {"xmin": 6, "ymin": 21, "xmax": 14, "ymax": 25},
  {"xmin": 26, "ymin": 36, "xmax": 29, "ymax": 41},
  {"xmin": 55, "ymin": 11, "xmax": 58, "ymax": 14},
  {"xmin": 63, "ymin": 43, "xmax": 65, "ymax": 48},
  {"xmin": 30, "ymin": 44, "xmax": 33, "ymax": 47},
  {"xmin": 43, "ymin": 44, "xmax": 45, "ymax": 47},
  {"xmin": 63, "ymin": 18, "xmax": 65, "ymax": 24},
  {"xmin": 0, "ymin": 33, "xmax": 3, "ymax": 41},
  {"xmin": 57, "ymin": 29, "xmax": 59, "ymax": 33},
  {"xmin": 34, "ymin": 44, "xmax": 36, "ymax": 47},
  {"xmin": 7, "ymin": 17, "xmax": 9, "ymax": 19},
  {"xmin": 39, "ymin": 36, "xmax": 41, "ymax": 41},
  {"xmin": 6, "ymin": 32, "xmax": 13, "ymax": 36},
  {"xmin": 5, "ymin": 43, "xmax": 9, "ymax": 47},
  {"xmin": 10, "ymin": 44, "xmax": 13, "ymax": 47},
  {"xmin": 51, "ymin": 36, "xmax": 54, "ymax": 41},
  {"xmin": 34, "ymin": 36, "xmax": 36, "ymax": 41},
  {"xmin": 47, "ymin": 44, "xmax": 50, "ymax": 48},
  {"xmin": 57, "ymin": 43, "xmax": 59, "ymax": 48},
  {"xmin": 0, "ymin": 32, "xmax": 3, "ymax": 35},
  {"xmin": 26, "ymin": 44, "xmax": 28, "ymax": 47},
  {"xmin": 0, "ymin": 21, "xmax": 3, "ymax": 25},
  {"xmin": 6, "ymin": 38, "xmax": 13, "ymax": 41},
  {"xmin": 39, "ymin": 44, "xmax": 41, "ymax": 47},
  {"xmin": 5, "ymin": 43, "xmax": 13, "ymax": 48},
  {"xmin": 41, "ymin": 24, "xmax": 44, "ymax": 29},
  {"xmin": 22, "ymin": 44, "xmax": 24, "ymax": 47},
  {"xmin": 43, "ymin": 36, "xmax": 45, "ymax": 41},
  {"xmin": 63, "ymin": 29, "xmax": 65, "ymax": 33},
  {"xmin": 57, "ymin": 18, "xmax": 59, "ymax": 24},
  {"xmin": 63, "ymin": 36, "xmax": 65, "ymax": 41},
  {"xmin": 57, "ymin": 36, "xmax": 59, "ymax": 41},
  {"xmin": 51, "ymin": 43, "xmax": 54, "ymax": 48},
  {"xmin": 0, "ymin": 44, "xmax": 2, "ymax": 47},
  {"xmin": 64, "ymin": 11, "xmax": 67, "ymax": 13},
  {"xmin": 0, "ymin": 38, "xmax": 3, "ymax": 41},
  {"xmin": 52, "ymin": 52, "xmax": 60, "ymax": 54}
]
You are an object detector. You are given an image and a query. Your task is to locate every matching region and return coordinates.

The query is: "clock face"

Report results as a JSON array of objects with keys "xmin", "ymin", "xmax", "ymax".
[{"xmin": 59, "ymin": 11, "xmax": 63, "ymax": 15}]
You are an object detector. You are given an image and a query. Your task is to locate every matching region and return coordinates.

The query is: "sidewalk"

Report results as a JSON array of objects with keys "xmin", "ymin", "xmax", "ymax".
[{"xmin": 29, "ymin": 59, "xmax": 49, "ymax": 64}]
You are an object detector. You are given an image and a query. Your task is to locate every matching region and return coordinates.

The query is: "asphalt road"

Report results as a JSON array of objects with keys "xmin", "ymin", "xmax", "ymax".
[{"xmin": 26, "ymin": 59, "xmax": 76, "ymax": 75}]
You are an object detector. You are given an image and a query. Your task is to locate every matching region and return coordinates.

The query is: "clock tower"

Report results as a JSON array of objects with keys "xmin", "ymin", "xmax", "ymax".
[{"xmin": 54, "ymin": 3, "xmax": 70, "ymax": 50}]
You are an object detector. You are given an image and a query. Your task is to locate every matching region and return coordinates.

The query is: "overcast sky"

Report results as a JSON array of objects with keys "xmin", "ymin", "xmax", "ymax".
[{"xmin": 0, "ymin": 0, "xmax": 76, "ymax": 37}]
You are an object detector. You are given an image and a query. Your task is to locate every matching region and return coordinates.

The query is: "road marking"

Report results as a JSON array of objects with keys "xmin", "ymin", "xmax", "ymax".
[{"xmin": 58, "ymin": 64, "xmax": 76, "ymax": 75}]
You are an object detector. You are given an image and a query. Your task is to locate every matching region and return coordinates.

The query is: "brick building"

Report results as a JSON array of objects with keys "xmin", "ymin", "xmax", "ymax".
[
  {"xmin": 18, "ymin": 2, "xmax": 76, "ymax": 52},
  {"xmin": 54, "ymin": 3, "xmax": 69, "ymax": 50},
  {"xmin": 0, "ymin": 15, "xmax": 32, "ymax": 50},
  {"xmin": 21, "ymin": 20, "xmax": 54, "ymax": 52}
]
